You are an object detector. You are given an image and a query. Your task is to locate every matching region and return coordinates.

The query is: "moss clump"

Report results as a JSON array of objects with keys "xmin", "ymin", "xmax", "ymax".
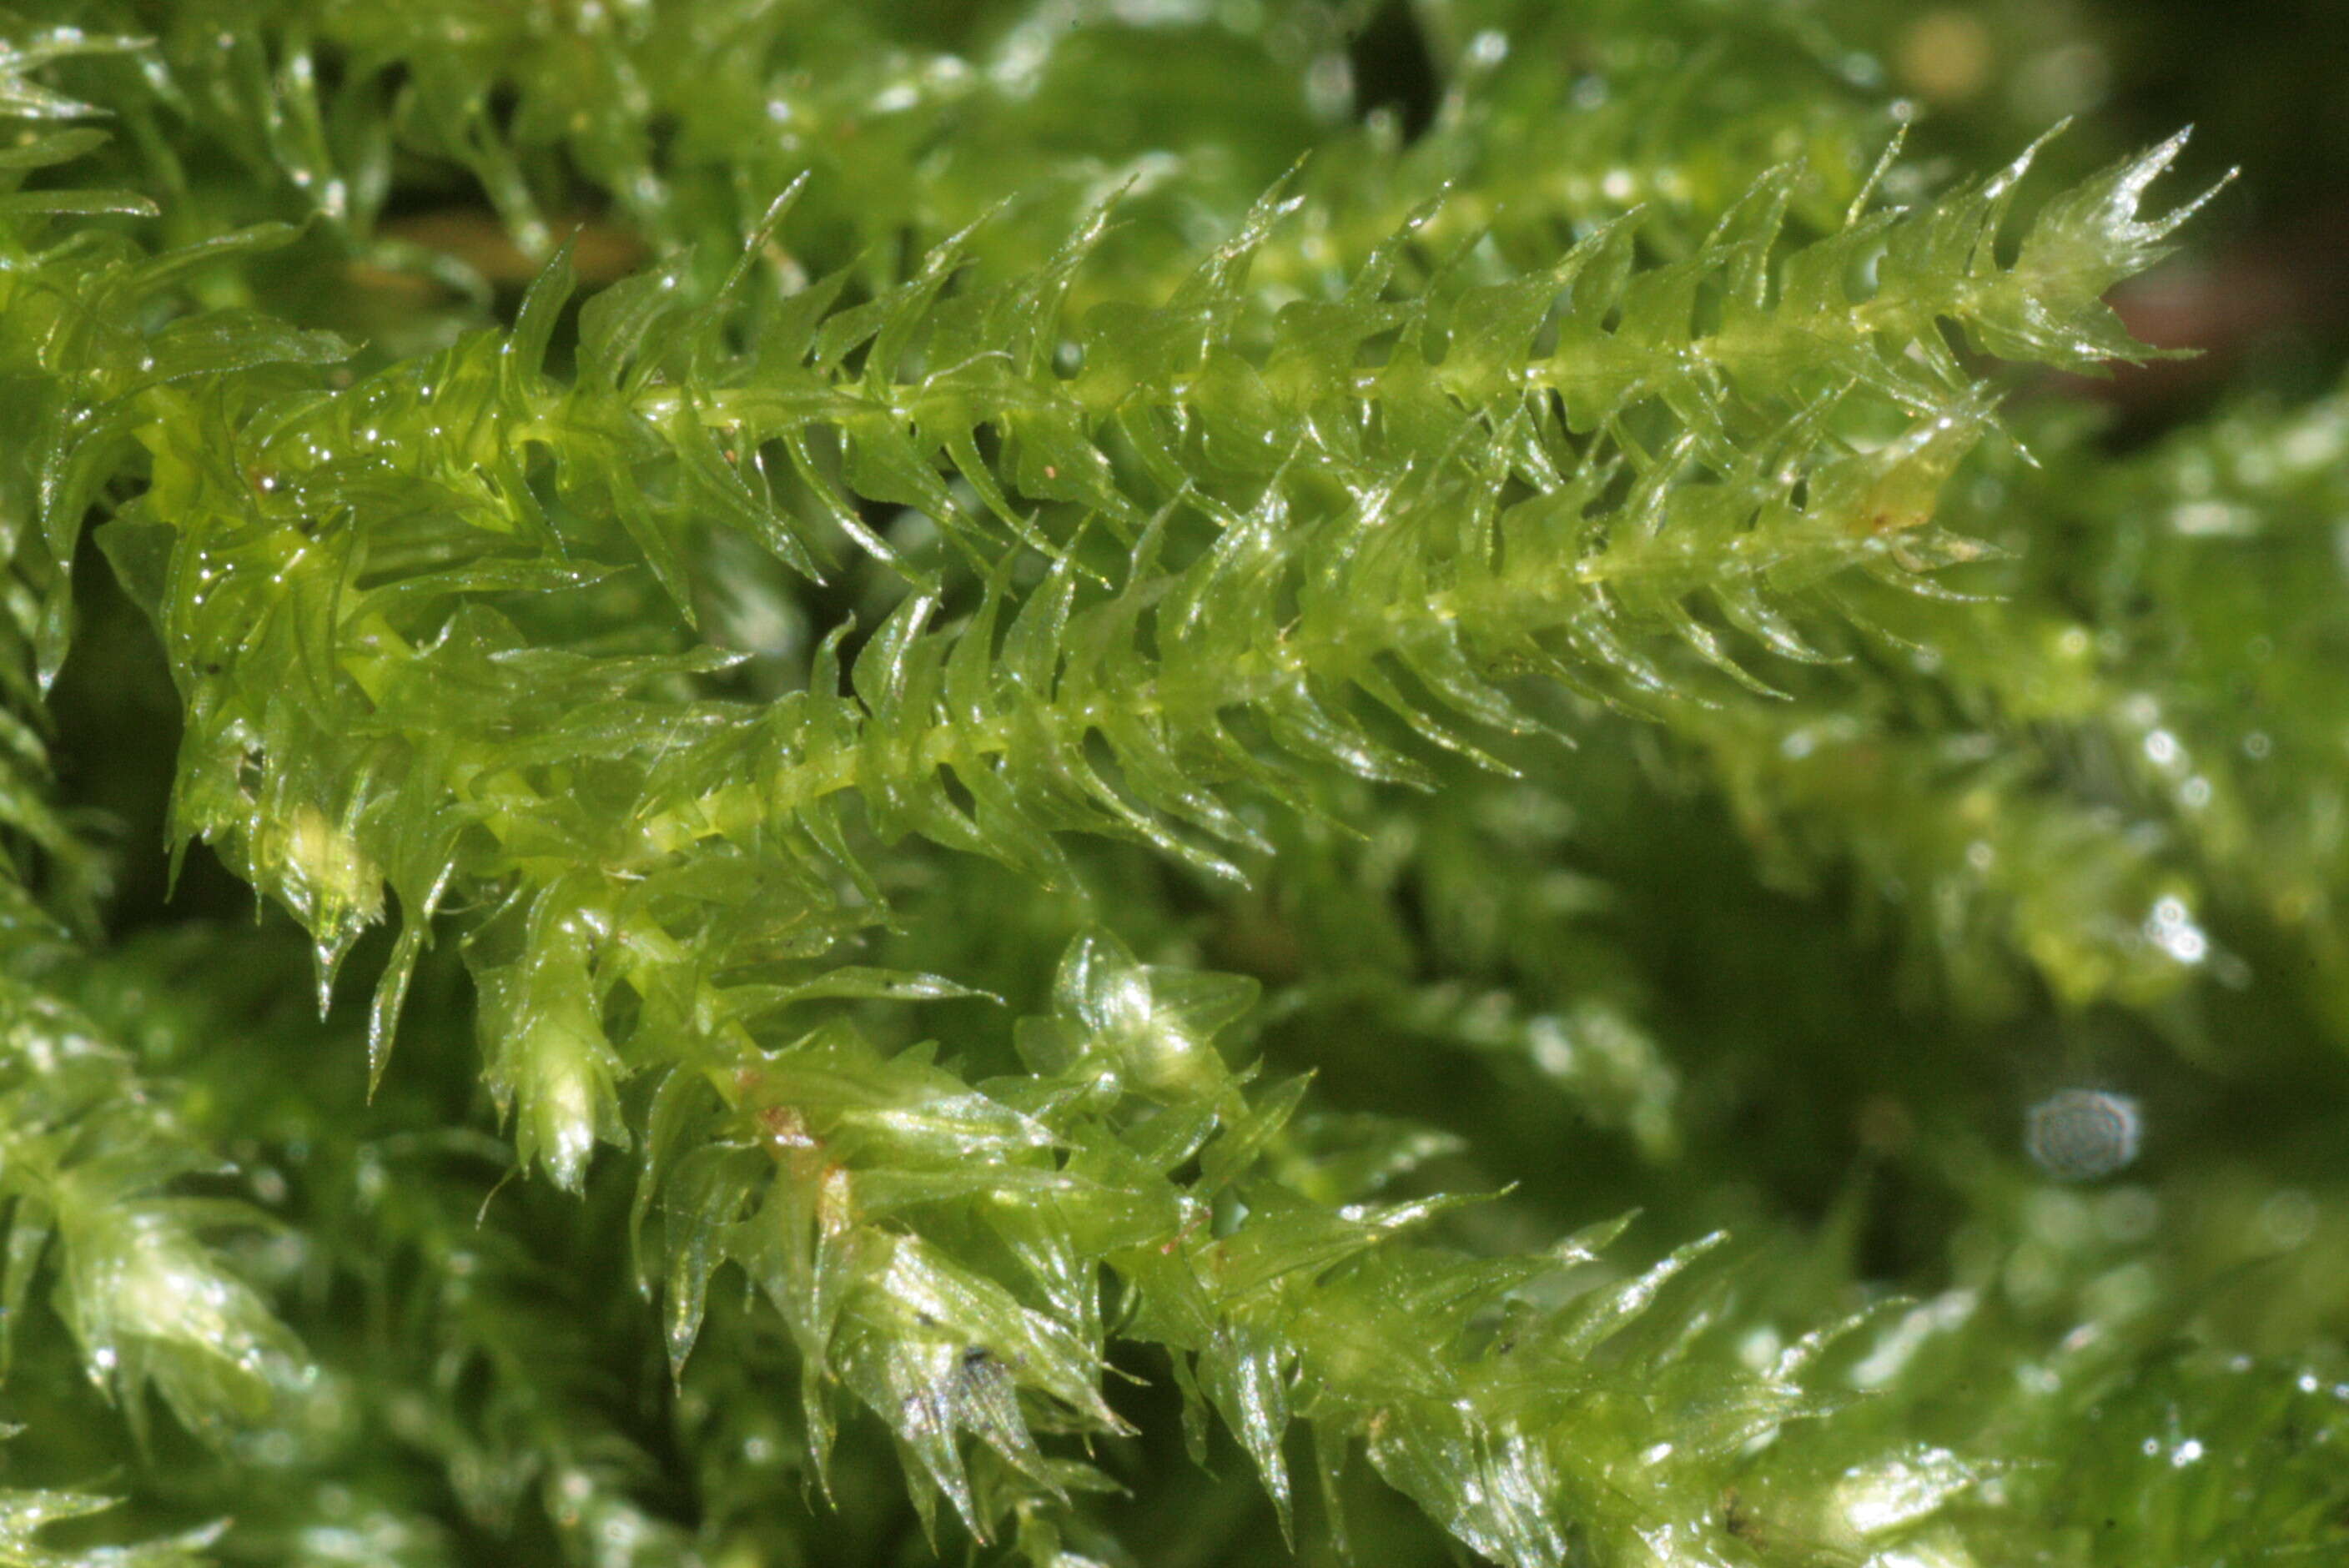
[{"xmin": 0, "ymin": 4, "xmax": 2341, "ymax": 1565}]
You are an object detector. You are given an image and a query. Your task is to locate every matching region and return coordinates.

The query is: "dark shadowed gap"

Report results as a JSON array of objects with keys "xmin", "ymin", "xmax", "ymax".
[
  {"xmin": 1347, "ymin": 0, "xmax": 1440, "ymax": 143},
  {"xmin": 53, "ymin": 530, "xmax": 258, "ymax": 933}
]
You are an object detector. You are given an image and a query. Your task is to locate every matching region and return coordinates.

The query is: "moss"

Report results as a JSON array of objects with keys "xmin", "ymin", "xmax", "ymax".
[{"xmin": 0, "ymin": 4, "xmax": 2341, "ymax": 1565}]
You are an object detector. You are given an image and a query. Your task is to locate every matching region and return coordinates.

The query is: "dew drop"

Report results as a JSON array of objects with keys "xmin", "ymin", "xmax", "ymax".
[
  {"xmin": 2026, "ymin": 1088, "xmax": 2141, "ymax": 1181},
  {"xmin": 2258, "ymin": 1189, "xmax": 2318, "ymax": 1249}
]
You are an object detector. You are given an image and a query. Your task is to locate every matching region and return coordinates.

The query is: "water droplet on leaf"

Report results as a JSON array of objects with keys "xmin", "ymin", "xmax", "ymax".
[{"xmin": 2027, "ymin": 1088, "xmax": 2141, "ymax": 1180}]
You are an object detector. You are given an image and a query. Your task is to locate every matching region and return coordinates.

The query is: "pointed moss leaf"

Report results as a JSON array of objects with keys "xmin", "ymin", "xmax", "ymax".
[
  {"xmin": 0, "ymin": 27, "xmax": 147, "ymax": 119},
  {"xmin": 669, "ymin": 402, "xmax": 823, "ymax": 580},
  {"xmin": 1197, "ymin": 1072, "xmax": 1310, "ymax": 1198},
  {"xmin": 51, "ymin": 1185, "xmax": 305, "ymax": 1430},
  {"xmin": 722, "ymin": 967, "xmax": 998, "ymax": 1017},
  {"xmin": 0, "ymin": 976, "xmax": 304, "ymax": 1442},
  {"xmin": 0, "ymin": 1202, "xmax": 48, "ymax": 1383},
  {"xmin": 692, "ymin": 175, "xmax": 809, "ymax": 374},
  {"xmin": 366, "ymin": 865, "xmax": 453, "ymax": 1088},
  {"xmin": 475, "ymin": 889, "xmax": 628, "ymax": 1192},
  {"xmin": 121, "ymin": 222, "xmax": 308, "ymax": 297},
  {"xmin": 1365, "ymin": 1408, "xmax": 1567, "ymax": 1568},
  {"xmin": 157, "ymin": 312, "xmax": 354, "ymax": 386},
  {"xmin": 1053, "ymin": 932, "xmax": 1259, "ymax": 1098},
  {"xmin": 0, "ymin": 1476, "xmax": 222, "ymax": 1565},
  {"xmin": 1198, "ymin": 1318, "xmax": 1296, "ymax": 1539},
  {"xmin": 753, "ymin": 1026, "xmax": 1054, "ymax": 1164},
  {"xmin": 1553, "ymin": 1230, "xmax": 1730, "ymax": 1359},
  {"xmin": 0, "ymin": 187, "xmax": 157, "ymax": 219},
  {"xmin": 0, "ymin": 127, "xmax": 108, "ymax": 171},
  {"xmin": 656, "ymin": 1143, "xmax": 764, "ymax": 1379},
  {"xmin": 1986, "ymin": 129, "xmax": 2236, "ymax": 368},
  {"xmin": 577, "ymin": 249, "xmax": 698, "ymax": 389},
  {"xmin": 866, "ymin": 1234, "xmax": 1124, "ymax": 1436},
  {"xmin": 506, "ymin": 234, "xmax": 578, "ymax": 385}
]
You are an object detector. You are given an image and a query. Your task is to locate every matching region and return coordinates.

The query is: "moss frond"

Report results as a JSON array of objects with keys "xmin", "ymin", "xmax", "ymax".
[{"xmin": 0, "ymin": 5, "xmax": 2338, "ymax": 1567}]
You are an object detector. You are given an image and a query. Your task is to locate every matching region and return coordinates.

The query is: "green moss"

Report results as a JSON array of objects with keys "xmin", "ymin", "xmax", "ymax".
[{"xmin": 0, "ymin": 4, "xmax": 2342, "ymax": 1565}]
